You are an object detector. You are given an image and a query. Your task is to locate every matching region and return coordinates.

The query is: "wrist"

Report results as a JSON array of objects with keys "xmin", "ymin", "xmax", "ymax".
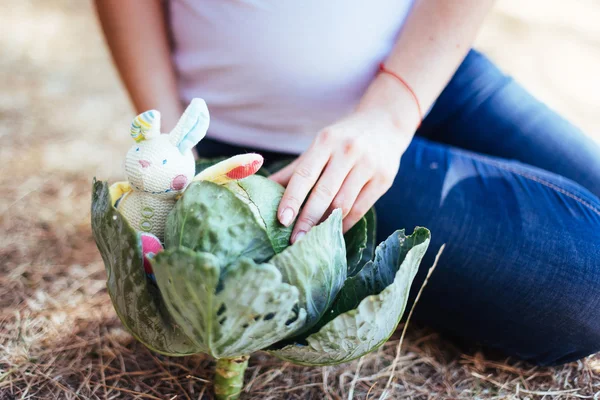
[{"xmin": 356, "ymin": 71, "xmax": 422, "ymax": 134}]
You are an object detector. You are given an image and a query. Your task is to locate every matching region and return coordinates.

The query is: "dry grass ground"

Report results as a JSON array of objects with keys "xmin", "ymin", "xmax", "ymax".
[{"xmin": 1, "ymin": 1, "xmax": 599, "ymax": 399}]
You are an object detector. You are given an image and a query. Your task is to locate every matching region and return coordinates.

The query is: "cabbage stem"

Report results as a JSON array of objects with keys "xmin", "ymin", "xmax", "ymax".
[{"xmin": 214, "ymin": 355, "xmax": 249, "ymax": 400}]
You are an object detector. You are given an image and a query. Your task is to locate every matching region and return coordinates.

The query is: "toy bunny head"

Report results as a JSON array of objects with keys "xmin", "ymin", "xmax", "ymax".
[{"xmin": 124, "ymin": 99, "xmax": 209, "ymax": 197}]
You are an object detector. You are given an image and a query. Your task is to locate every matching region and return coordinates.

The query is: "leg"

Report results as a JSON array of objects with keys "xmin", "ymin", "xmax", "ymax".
[
  {"xmin": 417, "ymin": 50, "xmax": 600, "ymax": 199},
  {"xmin": 376, "ymin": 137, "xmax": 600, "ymax": 365}
]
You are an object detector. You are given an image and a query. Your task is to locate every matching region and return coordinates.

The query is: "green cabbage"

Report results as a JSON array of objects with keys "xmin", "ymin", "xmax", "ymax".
[{"xmin": 91, "ymin": 160, "xmax": 431, "ymax": 399}]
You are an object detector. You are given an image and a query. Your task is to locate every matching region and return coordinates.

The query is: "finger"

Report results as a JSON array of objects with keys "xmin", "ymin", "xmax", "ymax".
[
  {"xmin": 269, "ymin": 158, "xmax": 300, "ymax": 186},
  {"xmin": 325, "ymin": 165, "xmax": 372, "ymax": 220},
  {"xmin": 291, "ymin": 155, "xmax": 354, "ymax": 242},
  {"xmin": 277, "ymin": 148, "xmax": 331, "ymax": 227},
  {"xmin": 342, "ymin": 180, "xmax": 386, "ymax": 233}
]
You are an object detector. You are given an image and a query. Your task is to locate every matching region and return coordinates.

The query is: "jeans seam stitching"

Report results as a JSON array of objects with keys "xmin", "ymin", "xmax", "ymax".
[{"xmin": 463, "ymin": 152, "xmax": 600, "ymax": 217}]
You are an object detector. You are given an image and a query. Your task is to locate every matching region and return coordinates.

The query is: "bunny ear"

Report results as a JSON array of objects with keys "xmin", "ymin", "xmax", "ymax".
[
  {"xmin": 169, "ymin": 98, "xmax": 210, "ymax": 153},
  {"xmin": 130, "ymin": 110, "xmax": 161, "ymax": 142}
]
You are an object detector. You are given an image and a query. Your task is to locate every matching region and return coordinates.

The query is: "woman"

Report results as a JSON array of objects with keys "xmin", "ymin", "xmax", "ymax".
[{"xmin": 95, "ymin": 0, "xmax": 600, "ymax": 365}]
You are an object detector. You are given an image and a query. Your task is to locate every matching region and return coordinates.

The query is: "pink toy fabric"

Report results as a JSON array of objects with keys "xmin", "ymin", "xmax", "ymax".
[
  {"xmin": 140, "ymin": 232, "xmax": 163, "ymax": 280},
  {"xmin": 226, "ymin": 158, "xmax": 263, "ymax": 180}
]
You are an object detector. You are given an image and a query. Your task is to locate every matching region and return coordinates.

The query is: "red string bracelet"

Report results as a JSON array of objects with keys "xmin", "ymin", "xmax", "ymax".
[{"xmin": 378, "ymin": 63, "xmax": 423, "ymax": 124}]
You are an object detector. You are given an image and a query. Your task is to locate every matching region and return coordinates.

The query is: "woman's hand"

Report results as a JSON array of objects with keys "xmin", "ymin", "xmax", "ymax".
[
  {"xmin": 270, "ymin": 107, "xmax": 413, "ymax": 242},
  {"xmin": 269, "ymin": 0, "xmax": 497, "ymax": 242}
]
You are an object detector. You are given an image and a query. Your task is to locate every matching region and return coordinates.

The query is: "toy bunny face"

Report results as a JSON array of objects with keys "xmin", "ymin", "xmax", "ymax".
[
  {"xmin": 124, "ymin": 99, "xmax": 210, "ymax": 195},
  {"xmin": 125, "ymin": 135, "xmax": 195, "ymax": 195}
]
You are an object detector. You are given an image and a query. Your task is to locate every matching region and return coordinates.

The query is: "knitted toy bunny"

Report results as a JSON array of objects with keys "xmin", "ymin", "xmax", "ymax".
[{"xmin": 109, "ymin": 98, "xmax": 263, "ymax": 278}]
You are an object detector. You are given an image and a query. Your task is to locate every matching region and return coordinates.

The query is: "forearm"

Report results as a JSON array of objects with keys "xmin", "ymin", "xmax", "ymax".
[
  {"xmin": 359, "ymin": 0, "xmax": 496, "ymax": 133},
  {"xmin": 94, "ymin": 0, "xmax": 182, "ymax": 130}
]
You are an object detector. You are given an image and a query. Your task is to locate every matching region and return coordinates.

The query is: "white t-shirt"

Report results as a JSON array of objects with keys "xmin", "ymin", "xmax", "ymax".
[{"xmin": 169, "ymin": 0, "xmax": 415, "ymax": 154}]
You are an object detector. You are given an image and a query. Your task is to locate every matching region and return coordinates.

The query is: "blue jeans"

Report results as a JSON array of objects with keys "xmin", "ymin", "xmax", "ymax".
[{"xmin": 196, "ymin": 50, "xmax": 600, "ymax": 366}]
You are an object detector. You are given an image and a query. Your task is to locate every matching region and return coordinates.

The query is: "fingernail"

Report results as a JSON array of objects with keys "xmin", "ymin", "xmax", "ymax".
[
  {"xmin": 294, "ymin": 231, "xmax": 306, "ymax": 243},
  {"xmin": 280, "ymin": 207, "xmax": 294, "ymax": 226}
]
